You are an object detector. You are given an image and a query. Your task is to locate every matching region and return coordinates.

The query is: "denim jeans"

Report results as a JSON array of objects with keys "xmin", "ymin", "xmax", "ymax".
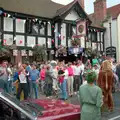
[
  {"xmin": 0, "ymin": 79, "xmax": 8, "ymax": 93},
  {"xmin": 32, "ymin": 81, "xmax": 38, "ymax": 99},
  {"xmin": 60, "ymin": 79, "xmax": 67, "ymax": 100},
  {"xmin": 7, "ymin": 80, "xmax": 12, "ymax": 94},
  {"xmin": 44, "ymin": 83, "xmax": 53, "ymax": 97}
]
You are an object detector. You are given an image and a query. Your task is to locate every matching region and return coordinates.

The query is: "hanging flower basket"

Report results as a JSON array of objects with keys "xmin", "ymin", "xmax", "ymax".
[
  {"xmin": 56, "ymin": 45, "xmax": 67, "ymax": 56},
  {"xmin": 33, "ymin": 45, "xmax": 47, "ymax": 61},
  {"xmin": 0, "ymin": 43, "xmax": 12, "ymax": 57},
  {"xmin": 71, "ymin": 38, "xmax": 81, "ymax": 47}
]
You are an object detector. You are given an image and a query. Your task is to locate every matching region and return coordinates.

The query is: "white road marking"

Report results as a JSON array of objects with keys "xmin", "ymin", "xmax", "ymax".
[{"xmin": 108, "ymin": 115, "xmax": 120, "ymax": 120}]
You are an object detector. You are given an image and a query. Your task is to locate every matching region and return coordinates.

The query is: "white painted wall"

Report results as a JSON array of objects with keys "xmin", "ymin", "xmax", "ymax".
[
  {"xmin": 117, "ymin": 14, "xmax": 120, "ymax": 62},
  {"xmin": 104, "ymin": 19, "xmax": 118, "ymax": 61},
  {"xmin": 61, "ymin": 23, "xmax": 66, "ymax": 46},
  {"xmin": 55, "ymin": 23, "xmax": 58, "ymax": 47},
  {"xmin": 65, "ymin": 9, "xmax": 79, "ymax": 21}
]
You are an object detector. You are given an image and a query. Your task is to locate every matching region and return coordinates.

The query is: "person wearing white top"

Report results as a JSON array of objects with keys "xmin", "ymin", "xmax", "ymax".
[{"xmin": 17, "ymin": 65, "xmax": 28, "ymax": 100}]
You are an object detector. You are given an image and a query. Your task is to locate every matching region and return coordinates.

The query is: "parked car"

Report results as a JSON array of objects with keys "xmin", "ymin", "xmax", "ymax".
[{"xmin": 0, "ymin": 91, "xmax": 80, "ymax": 120}]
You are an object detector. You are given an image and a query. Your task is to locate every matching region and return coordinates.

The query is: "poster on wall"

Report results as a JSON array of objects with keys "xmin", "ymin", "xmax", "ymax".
[
  {"xmin": 21, "ymin": 50, "xmax": 27, "ymax": 56},
  {"xmin": 77, "ymin": 20, "xmax": 86, "ymax": 37},
  {"xmin": 13, "ymin": 50, "xmax": 18, "ymax": 56}
]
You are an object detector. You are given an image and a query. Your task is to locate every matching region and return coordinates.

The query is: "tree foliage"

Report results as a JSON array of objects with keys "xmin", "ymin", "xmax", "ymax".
[{"xmin": 33, "ymin": 45, "xmax": 47, "ymax": 62}]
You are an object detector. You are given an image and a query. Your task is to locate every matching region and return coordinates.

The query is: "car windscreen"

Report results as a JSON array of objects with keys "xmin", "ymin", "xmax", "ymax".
[{"xmin": 1, "ymin": 92, "xmax": 42, "ymax": 117}]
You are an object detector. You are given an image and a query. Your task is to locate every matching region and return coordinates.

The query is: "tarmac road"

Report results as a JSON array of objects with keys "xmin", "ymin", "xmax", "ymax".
[
  {"xmin": 39, "ymin": 91, "xmax": 120, "ymax": 120},
  {"xmin": 67, "ymin": 91, "xmax": 120, "ymax": 120}
]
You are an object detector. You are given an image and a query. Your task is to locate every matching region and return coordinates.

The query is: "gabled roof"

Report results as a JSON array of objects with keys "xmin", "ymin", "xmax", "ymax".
[{"xmin": 54, "ymin": 0, "xmax": 91, "ymax": 21}]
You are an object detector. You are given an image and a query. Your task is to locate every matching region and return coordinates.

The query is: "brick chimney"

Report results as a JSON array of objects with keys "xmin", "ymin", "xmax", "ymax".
[
  {"xmin": 94, "ymin": 0, "xmax": 107, "ymax": 25},
  {"xmin": 80, "ymin": 0, "xmax": 84, "ymax": 9}
]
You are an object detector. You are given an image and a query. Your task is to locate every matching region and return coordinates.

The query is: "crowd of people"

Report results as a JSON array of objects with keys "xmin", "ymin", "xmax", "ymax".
[{"xmin": 0, "ymin": 56, "xmax": 120, "ymax": 115}]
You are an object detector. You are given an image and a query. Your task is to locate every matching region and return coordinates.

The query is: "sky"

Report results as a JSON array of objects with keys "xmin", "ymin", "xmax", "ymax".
[{"xmin": 51, "ymin": 0, "xmax": 120, "ymax": 14}]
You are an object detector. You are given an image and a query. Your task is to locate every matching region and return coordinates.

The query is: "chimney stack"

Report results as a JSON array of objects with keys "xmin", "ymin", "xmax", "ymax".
[
  {"xmin": 80, "ymin": 0, "xmax": 84, "ymax": 9},
  {"xmin": 94, "ymin": 0, "xmax": 107, "ymax": 25}
]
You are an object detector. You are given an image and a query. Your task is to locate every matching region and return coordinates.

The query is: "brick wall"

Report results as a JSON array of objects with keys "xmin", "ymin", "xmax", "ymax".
[{"xmin": 94, "ymin": 0, "xmax": 107, "ymax": 25}]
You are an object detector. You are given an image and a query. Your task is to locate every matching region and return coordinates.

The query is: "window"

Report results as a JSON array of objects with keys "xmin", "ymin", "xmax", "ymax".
[
  {"xmin": 92, "ymin": 32, "xmax": 97, "ymax": 42},
  {"xmin": 32, "ymin": 22, "xmax": 39, "ymax": 34},
  {"xmin": 4, "ymin": 17, "xmax": 13, "ymax": 32},
  {"xmin": 101, "ymin": 43, "xmax": 103, "ymax": 51},
  {"xmin": 39, "ymin": 21, "xmax": 46, "ymax": 35},
  {"xmin": 98, "ymin": 43, "xmax": 100, "ymax": 51},
  {"xmin": 25, "ymin": 19, "xmax": 39, "ymax": 35},
  {"xmin": 27, "ymin": 36, "xmax": 36, "ymax": 47},
  {"xmin": 38, "ymin": 37, "xmax": 46, "ymax": 46},
  {"xmin": 48, "ymin": 38, "xmax": 52, "ymax": 48},
  {"xmin": 4, "ymin": 34, "xmax": 13, "ymax": 45},
  {"xmin": 16, "ymin": 35, "xmax": 25, "ymax": 46},
  {"xmin": 97, "ymin": 32, "xmax": 100, "ymax": 41},
  {"xmin": 48, "ymin": 23, "xmax": 51, "ymax": 36},
  {"xmin": 16, "ymin": 19, "xmax": 25, "ymax": 33},
  {"xmin": 72, "ymin": 26, "xmax": 76, "ymax": 36}
]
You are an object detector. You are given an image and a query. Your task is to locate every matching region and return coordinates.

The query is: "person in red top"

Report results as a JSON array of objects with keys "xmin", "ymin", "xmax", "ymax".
[
  {"xmin": 40, "ymin": 65, "xmax": 46, "ymax": 93},
  {"xmin": 58, "ymin": 67, "xmax": 67, "ymax": 100},
  {"xmin": 67, "ymin": 62, "xmax": 74, "ymax": 97}
]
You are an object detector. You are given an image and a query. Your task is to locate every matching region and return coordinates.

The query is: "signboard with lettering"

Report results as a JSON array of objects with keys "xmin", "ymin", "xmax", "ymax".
[{"xmin": 106, "ymin": 47, "xmax": 116, "ymax": 60}]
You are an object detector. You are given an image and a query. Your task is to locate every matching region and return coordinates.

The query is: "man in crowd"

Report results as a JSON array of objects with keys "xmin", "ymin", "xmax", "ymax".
[
  {"xmin": 0, "ymin": 60, "xmax": 9, "ymax": 92},
  {"xmin": 29, "ymin": 63, "xmax": 39, "ymax": 99}
]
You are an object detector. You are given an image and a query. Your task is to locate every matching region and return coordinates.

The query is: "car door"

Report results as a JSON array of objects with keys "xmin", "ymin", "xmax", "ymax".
[{"xmin": 0, "ymin": 98, "xmax": 32, "ymax": 120}]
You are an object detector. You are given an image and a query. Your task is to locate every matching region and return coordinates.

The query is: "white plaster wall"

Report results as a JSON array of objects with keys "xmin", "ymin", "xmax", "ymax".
[
  {"xmin": 117, "ymin": 14, "xmax": 120, "ymax": 62},
  {"xmin": 65, "ymin": 10, "xmax": 79, "ymax": 21},
  {"xmin": 104, "ymin": 19, "xmax": 118, "ymax": 60},
  {"xmin": 55, "ymin": 23, "xmax": 58, "ymax": 47},
  {"xmin": 61, "ymin": 23, "xmax": 66, "ymax": 46}
]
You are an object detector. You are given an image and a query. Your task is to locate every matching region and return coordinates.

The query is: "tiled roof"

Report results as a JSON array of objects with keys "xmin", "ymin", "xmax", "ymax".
[
  {"xmin": 0, "ymin": 0, "xmax": 64, "ymax": 18},
  {"xmin": 107, "ymin": 4, "xmax": 120, "ymax": 19}
]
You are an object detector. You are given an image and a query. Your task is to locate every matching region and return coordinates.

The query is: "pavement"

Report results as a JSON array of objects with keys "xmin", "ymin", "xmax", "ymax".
[{"xmin": 39, "ymin": 91, "xmax": 120, "ymax": 120}]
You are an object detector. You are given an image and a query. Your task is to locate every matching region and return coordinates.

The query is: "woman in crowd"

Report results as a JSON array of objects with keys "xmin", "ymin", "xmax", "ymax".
[
  {"xmin": 17, "ymin": 64, "xmax": 28, "ymax": 100},
  {"xmin": 58, "ymin": 67, "xmax": 68, "ymax": 100},
  {"xmin": 44, "ymin": 64, "xmax": 53, "ymax": 97},
  {"xmin": 67, "ymin": 62, "xmax": 74, "ymax": 97},
  {"xmin": 40, "ymin": 65, "xmax": 46, "ymax": 93},
  {"xmin": 79, "ymin": 70, "xmax": 103, "ymax": 120}
]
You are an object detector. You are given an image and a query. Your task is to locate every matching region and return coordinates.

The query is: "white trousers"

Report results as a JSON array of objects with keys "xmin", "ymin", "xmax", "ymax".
[{"xmin": 67, "ymin": 76, "xmax": 74, "ymax": 95}]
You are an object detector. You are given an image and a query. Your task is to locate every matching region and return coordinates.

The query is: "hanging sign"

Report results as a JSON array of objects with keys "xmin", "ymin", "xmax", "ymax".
[
  {"xmin": 13, "ymin": 50, "xmax": 18, "ymax": 56},
  {"xmin": 77, "ymin": 20, "xmax": 86, "ymax": 37},
  {"xmin": 29, "ymin": 50, "xmax": 33, "ymax": 56}
]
